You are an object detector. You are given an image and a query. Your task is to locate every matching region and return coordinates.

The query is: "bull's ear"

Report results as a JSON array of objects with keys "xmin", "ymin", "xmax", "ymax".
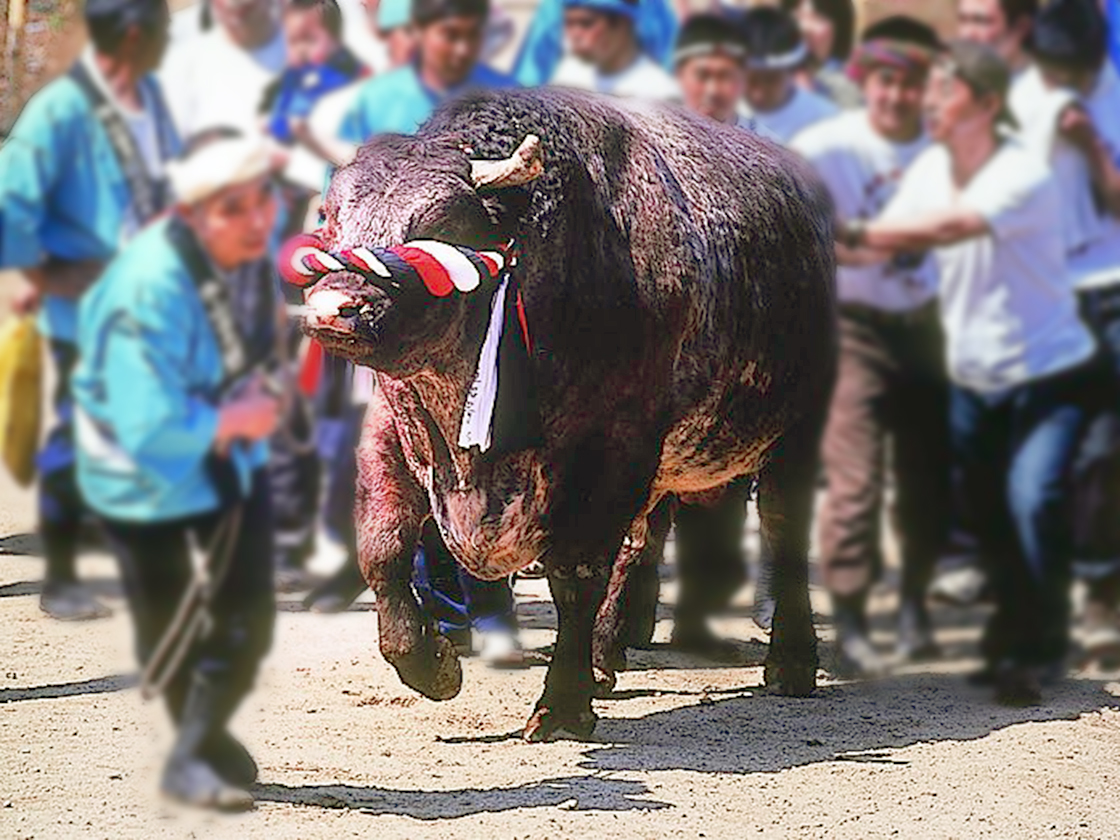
[{"xmin": 470, "ymin": 135, "xmax": 545, "ymax": 190}]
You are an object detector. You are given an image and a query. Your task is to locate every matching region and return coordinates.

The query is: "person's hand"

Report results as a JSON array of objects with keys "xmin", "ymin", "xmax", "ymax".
[
  {"xmin": 216, "ymin": 391, "xmax": 281, "ymax": 451},
  {"xmin": 11, "ymin": 278, "xmax": 41, "ymax": 316},
  {"xmin": 1059, "ymin": 104, "xmax": 1099, "ymax": 153}
]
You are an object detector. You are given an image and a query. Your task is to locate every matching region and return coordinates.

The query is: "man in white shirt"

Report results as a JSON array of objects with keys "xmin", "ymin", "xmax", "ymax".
[
  {"xmin": 1022, "ymin": 0, "xmax": 1120, "ymax": 664},
  {"xmin": 840, "ymin": 41, "xmax": 1097, "ymax": 705},
  {"xmin": 550, "ymin": 0, "xmax": 679, "ymax": 100},
  {"xmin": 739, "ymin": 4, "xmax": 838, "ymax": 144},
  {"xmin": 957, "ymin": 0, "xmax": 1038, "ymax": 118},
  {"xmin": 792, "ymin": 16, "xmax": 946, "ymax": 676},
  {"xmin": 159, "ymin": 0, "xmax": 286, "ymax": 138},
  {"xmin": 930, "ymin": 1, "xmax": 1039, "ymax": 610}
]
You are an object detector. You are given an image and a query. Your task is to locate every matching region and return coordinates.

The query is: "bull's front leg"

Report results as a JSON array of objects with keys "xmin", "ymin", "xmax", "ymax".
[
  {"xmin": 523, "ymin": 562, "xmax": 610, "ymax": 742},
  {"xmin": 357, "ymin": 400, "xmax": 462, "ymax": 702},
  {"xmin": 591, "ymin": 497, "xmax": 672, "ymax": 696},
  {"xmin": 759, "ymin": 419, "xmax": 821, "ymax": 697}
]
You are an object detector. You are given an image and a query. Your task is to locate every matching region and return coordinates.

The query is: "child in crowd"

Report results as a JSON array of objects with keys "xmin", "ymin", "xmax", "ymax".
[{"xmin": 265, "ymin": 0, "xmax": 367, "ymax": 156}]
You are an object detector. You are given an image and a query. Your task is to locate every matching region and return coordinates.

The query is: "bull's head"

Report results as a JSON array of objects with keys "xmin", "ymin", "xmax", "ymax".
[{"xmin": 293, "ymin": 134, "xmax": 545, "ymax": 377}]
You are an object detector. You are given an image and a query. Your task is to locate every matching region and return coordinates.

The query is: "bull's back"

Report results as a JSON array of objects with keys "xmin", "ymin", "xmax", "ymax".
[{"xmin": 612, "ymin": 100, "xmax": 837, "ymax": 489}]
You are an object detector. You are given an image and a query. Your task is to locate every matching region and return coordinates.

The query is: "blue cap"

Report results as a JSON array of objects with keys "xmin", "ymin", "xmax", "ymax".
[
  {"xmin": 378, "ymin": 0, "xmax": 411, "ymax": 31},
  {"xmin": 562, "ymin": 0, "xmax": 639, "ymax": 22}
]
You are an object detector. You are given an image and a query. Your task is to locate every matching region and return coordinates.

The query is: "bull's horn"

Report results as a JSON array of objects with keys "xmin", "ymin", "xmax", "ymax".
[{"xmin": 470, "ymin": 135, "xmax": 545, "ymax": 189}]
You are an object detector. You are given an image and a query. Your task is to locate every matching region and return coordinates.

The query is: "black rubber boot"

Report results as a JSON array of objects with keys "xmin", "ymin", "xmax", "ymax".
[
  {"xmin": 897, "ymin": 595, "xmax": 940, "ymax": 663},
  {"xmin": 39, "ymin": 521, "xmax": 110, "ymax": 621},
  {"xmin": 163, "ymin": 675, "xmax": 258, "ymax": 788},
  {"xmin": 831, "ymin": 592, "xmax": 885, "ymax": 678},
  {"xmin": 161, "ymin": 675, "xmax": 255, "ymax": 811}
]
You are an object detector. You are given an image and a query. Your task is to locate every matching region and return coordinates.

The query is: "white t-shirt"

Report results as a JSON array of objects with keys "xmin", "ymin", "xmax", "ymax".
[
  {"xmin": 1015, "ymin": 81, "xmax": 1104, "ymax": 266},
  {"xmin": 1008, "ymin": 63, "xmax": 1041, "ymax": 128},
  {"xmin": 883, "ymin": 142, "xmax": 1095, "ymax": 393},
  {"xmin": 741, "ymin": 84, "xmax": 838, "ymax": 146},
  {"xmin": 1071, "ymin": 63, "xmax": 1120, "ymax": 291},
  {"xmin": 550, "ymin": 53, "xmax": 680, "ymax": 101},
  {"xmin": 159, "ymin": 25, "xmax": 286, "ymax": 139},
  {"xmin": 735, "ymin": 113, "xmax": 780, "ymax": 143},
  {"xmin": 793, "ymin": 109, "xmax": 935, "ymax": 312}
]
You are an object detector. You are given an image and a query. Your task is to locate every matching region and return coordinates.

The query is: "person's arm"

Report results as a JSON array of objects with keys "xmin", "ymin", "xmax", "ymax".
[
  {"xmin": 1060, "ymin": 104, "xmax": 1120, "ymax": 217},
  {"xmin": 839, "ymin": 208, "xmax": 990, "ymax": 253},
  {"xmin": 291, "ymin": 117, "xmax": 357, "ymax": 168},
  {"xmin": 94, "ymin": 282, "xmax": 278, "ymax": 491},
  {"xmin": 834, "ymin": 239, "xmax": 891, "ymax": 266}
]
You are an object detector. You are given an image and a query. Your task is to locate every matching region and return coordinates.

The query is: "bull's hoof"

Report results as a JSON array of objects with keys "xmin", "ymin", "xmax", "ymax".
[
  {"xmin": 522, "ymin": 705, "xmax": 598, "ymax": 742},
  {"xmin": 591, "ymin": 667, "xmax": 617, "ymax": 698},
  {"xmin": 764, "ymin": 656, "xmax": 817, "ymax": 697},
  {"xmin": 388, "ymin": 634, "xmax": 463, "ymax": 701}
]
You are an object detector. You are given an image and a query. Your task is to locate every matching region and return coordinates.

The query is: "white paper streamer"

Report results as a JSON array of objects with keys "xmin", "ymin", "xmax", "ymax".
[{"xmin": 458, "ymin": 277, "xmax": 509, "ymax": 453}]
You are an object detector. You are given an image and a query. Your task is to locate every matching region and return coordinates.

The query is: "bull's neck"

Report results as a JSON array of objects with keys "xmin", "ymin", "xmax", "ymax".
[{"xmin": 407, "ymin": 361, "xmax": 478, "ymax": 485}]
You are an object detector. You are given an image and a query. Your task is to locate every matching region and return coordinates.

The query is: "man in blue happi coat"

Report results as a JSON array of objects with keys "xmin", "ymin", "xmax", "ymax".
[{"xmin": 0, "ymin": 0, "xmax": 180, "ymax": 620}]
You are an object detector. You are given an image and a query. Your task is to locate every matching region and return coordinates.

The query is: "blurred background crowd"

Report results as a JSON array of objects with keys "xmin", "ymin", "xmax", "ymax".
[{"xmin": 2, "ymin": 0, "xmax": 1120, "ymax": 810}]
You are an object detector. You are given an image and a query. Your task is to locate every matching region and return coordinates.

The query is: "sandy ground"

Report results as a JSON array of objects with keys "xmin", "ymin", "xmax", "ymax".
[{"xmin": 5, "ymin": 442, "xmax": 1120, "ymax": 840}]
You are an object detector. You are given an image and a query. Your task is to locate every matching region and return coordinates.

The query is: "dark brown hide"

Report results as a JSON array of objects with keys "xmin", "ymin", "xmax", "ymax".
[{"xmin": 307, "ymin": 88, "xmax": 836, "ymax": 739}]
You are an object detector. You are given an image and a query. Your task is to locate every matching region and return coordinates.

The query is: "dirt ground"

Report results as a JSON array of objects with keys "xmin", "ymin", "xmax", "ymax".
[{"xmin": 5, "ymin": 444, "xmax": 1120, "ymax": 840}]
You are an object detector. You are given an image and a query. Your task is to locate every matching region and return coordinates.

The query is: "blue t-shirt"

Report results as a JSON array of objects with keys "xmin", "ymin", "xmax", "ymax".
[
  {"xmin": 267, "ymin": 48, "xmax": 366, "ymax": 144},
  {"xmin": 339, "ymin": 63, "xmax": 518, "ymax": 143}
]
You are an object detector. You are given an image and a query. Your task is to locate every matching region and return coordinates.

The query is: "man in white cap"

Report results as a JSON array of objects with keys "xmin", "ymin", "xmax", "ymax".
[{"xmin": 72, "ymin": 130, "xmax": 283, "ymax": 810}]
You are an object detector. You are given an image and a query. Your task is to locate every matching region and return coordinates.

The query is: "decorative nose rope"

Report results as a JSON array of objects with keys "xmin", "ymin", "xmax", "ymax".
[
  {"xmin": 277, "ymin": 232, "xmax": 540, "ymax": 457},
  {"xmin": 278, "ymin": 233, "xmax": 508, "ymax": 300}
]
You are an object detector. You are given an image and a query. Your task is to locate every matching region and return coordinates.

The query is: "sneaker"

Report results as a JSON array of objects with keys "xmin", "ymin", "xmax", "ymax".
[
  {"xmin": 475, "ymin": 628, "xmax": 525, "ymax": 667},
  {"xmin": 1079, "ymin": 603, "xmax": 1120, "ymax": 668},
  {"xmin": 752, "ymin": 597, "xmax": 775, "ymax": 632},
  {"xmin": 929, "ymin": 567, "xmax": 987, "ymax": 606},
  {"xmin": 39, "ymin": 582, "xmax": 111, "ymax": 621}
]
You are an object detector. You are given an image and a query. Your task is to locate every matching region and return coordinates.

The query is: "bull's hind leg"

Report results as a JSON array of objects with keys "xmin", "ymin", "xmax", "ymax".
[
  {"xmin": 759, "ymin": 420, "xmax": 821, "ymax": 697},
  {"xmin": 524, "ymin": 563, "xmax": 609, "ymax": 742},
  {"xmin": 357, "ymin": 400, "xmax": 462, "ymax": 702}
]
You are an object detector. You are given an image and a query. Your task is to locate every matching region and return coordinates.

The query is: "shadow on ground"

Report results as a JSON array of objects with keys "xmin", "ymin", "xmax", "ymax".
[
  {"xmin": 0, "ymin": 577, "xmax": 123, "ymax": 599},
  {"xmin": 582, "ymin": 671, "xmax": 1119, "ymax": 776},
  {"xmin": 252, "ymin": 773, "xmax": 670, "ymax": 817},
  {"xmin": 251, "ymin": 671, "xmax": 1119, "ymax": 818},
  {"xmin": 0, "ymin": 673, "xmax": 137, "ymax": 704},
  {"xmin": 0, "ymin": 533, "xmax": 40, "ymax": 556}
]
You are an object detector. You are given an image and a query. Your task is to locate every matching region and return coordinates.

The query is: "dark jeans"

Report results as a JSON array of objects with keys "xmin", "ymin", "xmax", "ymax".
[
  {"xmin": 37, "ymin": 340, "xmax": 85, "ymax": 584},
  {"xmin": 99, "ymin": 470, "xmax": 276, "ymax": 692},
  {"xmin": 412, "ymin": 518, "xmax": 515, "ymax": 635},
  {"xmin": 951, "ymin": 365, "xmax": 1092, "ymax": 667},
  {"xmin": 818, "ymin": 303, "xmax": 950, "ymax": 600},
  {"xmin": 1071, "ymin": 286, "xmax": 1120, "ymax": 580}
]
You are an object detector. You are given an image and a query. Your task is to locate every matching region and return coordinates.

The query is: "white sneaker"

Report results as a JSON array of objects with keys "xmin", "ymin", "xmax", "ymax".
[
  {"xmin": 929, "ymin": 567, "xmax": 987, "ymax": 606},
  {"xmin": 475, "ymin": 628, "xmax": 525, "ymax": 667}
]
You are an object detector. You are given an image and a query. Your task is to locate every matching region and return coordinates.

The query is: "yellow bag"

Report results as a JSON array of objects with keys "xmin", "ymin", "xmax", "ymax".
[{"xmin": 0, "ymin": 315, "xmax": 42, "ymax": 486}]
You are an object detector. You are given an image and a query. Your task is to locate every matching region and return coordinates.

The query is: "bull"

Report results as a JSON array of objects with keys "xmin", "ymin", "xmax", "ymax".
[{"xmin": 297, "ymin": 88, "xmax": 836, "ymax": 741}]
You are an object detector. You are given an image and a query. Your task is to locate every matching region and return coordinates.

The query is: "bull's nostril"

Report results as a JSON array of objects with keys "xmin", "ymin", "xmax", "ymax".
[{"xmin": 338, "ymin": 305, "xmax": 361, "ymax": 319}]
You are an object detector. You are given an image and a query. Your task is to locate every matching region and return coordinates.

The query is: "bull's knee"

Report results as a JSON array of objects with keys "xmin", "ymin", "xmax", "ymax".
[{"xmin": 383, "ymin": 633, "xmax": 463, "ymax": 701}]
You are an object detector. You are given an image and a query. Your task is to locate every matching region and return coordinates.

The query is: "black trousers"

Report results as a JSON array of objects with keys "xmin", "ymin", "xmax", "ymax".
[
  {"xmin": 674, "ymin": 480, "xmax": 753, "ymax": 630},
  {"xmin": 100, "ymin": 470, "xmax": 276, "ymax": 694}
]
